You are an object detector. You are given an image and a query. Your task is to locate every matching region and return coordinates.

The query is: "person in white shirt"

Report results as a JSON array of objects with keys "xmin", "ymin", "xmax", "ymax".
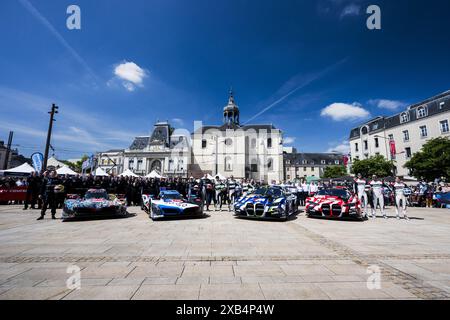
[
  {"xmin": 354, "ymin": 173, "xmax": 369, "ymax": 218},
  {"xmin": 309, "ymin": 182, "xmax": 318, "ymax": 195},
  {"xmin": 370, "ymin": 175, "xmax": 386, "ymax": 219},
  {"xmin": 394, "ymin": 177, "xmax": 409, "ymax": 220}
]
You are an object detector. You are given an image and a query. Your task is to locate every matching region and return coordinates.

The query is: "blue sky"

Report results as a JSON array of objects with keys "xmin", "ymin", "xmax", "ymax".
[{"xmin": 1, "ymin": 0, "xmax": 449, "ymax": 159}]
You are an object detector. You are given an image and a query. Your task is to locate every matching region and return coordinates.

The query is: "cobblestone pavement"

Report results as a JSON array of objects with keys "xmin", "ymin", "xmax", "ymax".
[{"xmin": 0, "ymin": 205, "xmax": 449, "ymax": 300}]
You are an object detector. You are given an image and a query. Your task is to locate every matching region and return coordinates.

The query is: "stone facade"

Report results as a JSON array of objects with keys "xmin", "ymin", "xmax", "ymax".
[
  {"xmin": 284, "ymin": 152, "xmax": 344, "ymax": 180},
  {"xmin": 349, "ymin": 90, "xmax": 450, "ymax": 178}
]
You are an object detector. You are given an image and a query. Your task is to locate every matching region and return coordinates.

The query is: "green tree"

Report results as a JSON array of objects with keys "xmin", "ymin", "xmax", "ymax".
[
  {"xmin": 61, "ymin": 155, "xmax": 88, "ymax": 173},
  {"xmin": 351, "ymin": 155, "xmax": 395, "ymax": 177},
  {"xmin": 322, "ymin": 165, "xmax": 347, "ymax": 178},
  {"xmin": 405, "ymin": 137, "xmax": 450, "ymax": 181}
]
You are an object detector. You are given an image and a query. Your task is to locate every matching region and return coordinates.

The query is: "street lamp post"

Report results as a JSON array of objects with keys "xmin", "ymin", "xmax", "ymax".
[{"xmin": 43, "ymin": 104, "xmax": 59, "ymax": 171}]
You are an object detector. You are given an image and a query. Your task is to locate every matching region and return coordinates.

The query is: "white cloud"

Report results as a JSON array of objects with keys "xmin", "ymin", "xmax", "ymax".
[
  {"xmin": 284, "ymin": 137, "xmax": 296, "ymax": 145},
  {"xmin": 340, "ymin": 4, "xmax": 361, "ymax": 18},
  {"xmin": 321, "ymin": 102, "xmax": 370, "ymax": 121},
  {"xmin": 112, "ymin": 61, "xmax": 147, "ymax": 91},
  {"xmin": 171, "ymin": 118, "xmax": 185, "ymax": 126},
  {"xmin": 368, "ymin": 99, "xmax": 407, "ymax": 111},
  {"xmin": 327, "ymin": 141, "xmax": 350, "ymax": 154}
]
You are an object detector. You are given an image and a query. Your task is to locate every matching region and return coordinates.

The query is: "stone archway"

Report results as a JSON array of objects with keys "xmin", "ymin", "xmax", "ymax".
[{"xmin": 150, "ymin": 159, "xmax": 162, "ymax": 173}]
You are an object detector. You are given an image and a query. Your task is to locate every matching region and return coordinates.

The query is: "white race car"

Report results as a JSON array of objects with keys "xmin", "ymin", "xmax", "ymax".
[{"xmin": 142, "ymin": 190, "xmax": 204, "ymax": 220}]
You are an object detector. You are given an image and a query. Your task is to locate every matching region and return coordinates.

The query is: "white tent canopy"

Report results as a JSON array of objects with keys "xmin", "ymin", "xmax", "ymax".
[
  {"xmin": 213, "ymin": 173, "xmax": 227, "ymax": 180},
  {"xmin": 145, "ymin": 170, "xmax": 165, "ymax": 179},
  {"xmin": 119, "ymin": 169, "xmax": 139, "ymax": 177},
  {"xmin": 56, "ymin": 165, "xmax": 77, "ymax": 176},
  {"xmin": 94, "ymin": 167, "xmax": 109, "ymax": 177},
  {"xmin": 47, "ymin": 156, "xmax": 66, "ymax": 169},
  {"xmin": 0, "ymin": 163, "xmax": 36, "ymax": 175}
]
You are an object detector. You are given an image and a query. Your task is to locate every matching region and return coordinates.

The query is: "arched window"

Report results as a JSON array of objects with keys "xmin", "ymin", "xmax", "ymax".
[
  {"xmin": 267, "ymin": 138, "xmax": 272, "ymax": 148},
  {"xmin": 417, "ymin": 106, "xmax": 427, "ymax": 118},
  {"xmin": 150, "ymin": 160, "xmax": 161, "ymax": 172},
  {"xmin": 361, "ymin": 126, "xmax": 369, "ymax": 135},
  {"xmin": 267, "ymin": 158, "xmax": 273, "ymax": 171},
  {"xmin": 400, "ymin": 112, "xmax": 409, "ymax": 123},
  {"xmin": 225, "ymin": 157, "xmax": 232, "ymax": 172}
]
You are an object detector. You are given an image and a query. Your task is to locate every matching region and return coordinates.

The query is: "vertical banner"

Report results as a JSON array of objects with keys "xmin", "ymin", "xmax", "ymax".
[
  {"xmin": 31, "ymin": 152, "xmax": 44, "ymax": 172},
  {"xmin": 90, "ymin": 155, "xmax": 95, "ymax": 175},
  {"xmin": 343, "ymin": 155, "xmax": 349, "ymax": 166},
  {"xmin": 389, "ymin": 140, "xmax": 397, "ymax": 159}
]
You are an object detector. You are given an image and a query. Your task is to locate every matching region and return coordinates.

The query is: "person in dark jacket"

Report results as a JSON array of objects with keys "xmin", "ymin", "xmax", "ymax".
[
  {"xmin": 37, "ymin": 170, "xmax": 61, "ymax": 220},
  {"xmin": 23, "ymin": 171, "xmax": 39, "ymax": 210}
]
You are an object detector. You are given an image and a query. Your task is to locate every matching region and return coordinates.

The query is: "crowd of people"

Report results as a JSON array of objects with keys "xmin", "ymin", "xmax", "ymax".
[{"xmin": 1, "ymin": 170, "xmax": 449, "ymax": 220}]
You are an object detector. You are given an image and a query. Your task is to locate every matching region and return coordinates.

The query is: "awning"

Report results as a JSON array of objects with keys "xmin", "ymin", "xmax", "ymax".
[
  {"xmin": 94, "ymin": 167, "xmax": 109, "ymax": 177},
  {"xmin": 0, "ymin": 163, "xmax": 36, "ymax": 177},
  {"xmin": 47, "ymin": 156, "xmax": 66, "ymax": 168},
  {"xmin": 306, "ymin": 176, "xmax": 320, "ymax": 183},
  {"xmin": 145, "ymin": 170, "xmax": 162, "ymax": 179},
  {"xmin": 213, "ymin": 173, "xmax": 227, "ymax": 180},
  {"xmin": 119, "ymin": 169, "xmax": 139, "ymax": 177},
  {"xmin": 56, "ymin": 165, "xmax": 78, "ymax": 176}
]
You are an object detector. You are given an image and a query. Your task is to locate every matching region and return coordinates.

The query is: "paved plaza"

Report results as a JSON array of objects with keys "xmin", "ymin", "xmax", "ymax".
[{"xmin": 0, "ymin": 205, "xmax": 449, "ymax": 300}]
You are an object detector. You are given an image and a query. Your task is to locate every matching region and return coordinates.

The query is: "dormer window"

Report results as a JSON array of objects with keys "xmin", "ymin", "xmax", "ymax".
[
  {"xmin": 417, "ymin": 106, "xmax": 427, "ymax": 118},
  {"xmin": 400, "ymin": 112, "xmax": 409, "ymax": 123}
]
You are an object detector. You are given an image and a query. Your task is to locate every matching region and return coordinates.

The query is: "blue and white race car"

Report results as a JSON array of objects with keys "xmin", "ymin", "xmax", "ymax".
[
  {"xmin": 233, "ymin": 186, "xmax": 298, "ymax": 220},
  {"xmin": 142, "ymin": 190, "xmax": 204, "ymax": 220}
]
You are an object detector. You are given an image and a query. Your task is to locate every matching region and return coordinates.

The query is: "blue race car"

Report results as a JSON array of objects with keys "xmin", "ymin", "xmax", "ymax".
[
  {"xmin": 233, "ymin": 186, "xmax": 298, "ymax": 220},
  {"xmin": 436, "ymin": 192, "xmax": 450, "ymax": 206},
  {"xmin": 142, "ymin": 190, "xmax": 204, "ymax": 220}
]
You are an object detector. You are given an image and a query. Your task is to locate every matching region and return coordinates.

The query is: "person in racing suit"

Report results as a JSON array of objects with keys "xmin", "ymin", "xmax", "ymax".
[
  {"xmin": 394, "ymin": 177, "xmax": 409, "ymax": 220},
  {"xmin": 37, "ymin": 170, "xmax": 60, "ymax": 220},
  {"xmin": 369, "ymin": 175, "xmax": 387, "ymax": 219},
  {"xmin": 214, "ymin": 176, "xmax": 227, "ymax": 211},
  {"xmin": 201, "ymin": 174, "xmax": 215, "ymax": 211},
  {"xmin": 227, "ymin": 176, "xmax": 238, "ymax": 211},
  {"xmin": 354, "ymin": 173, "xmax": 369, "ymax": 218}
]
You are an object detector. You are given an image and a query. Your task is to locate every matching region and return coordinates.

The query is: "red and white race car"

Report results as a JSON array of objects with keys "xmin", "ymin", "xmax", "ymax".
[{"xmin": 305, "ymin": 188, "xmax": 364, "ymax": 220}]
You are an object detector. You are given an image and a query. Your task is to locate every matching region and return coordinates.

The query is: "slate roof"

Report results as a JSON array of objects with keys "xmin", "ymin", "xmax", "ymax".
[
  {"xmin": 284, "ymin": 153, "xmax": 344, "ymax": 166},
  {"xmin": 350, "ymin": 90, "xmax": 450, "ymax": 140},
  {"xmin": 129, "ymin": 136, "xmax": 150, "ymax": 150}
]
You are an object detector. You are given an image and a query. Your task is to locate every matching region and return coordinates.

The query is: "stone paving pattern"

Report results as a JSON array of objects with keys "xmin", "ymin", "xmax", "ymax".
[{"xmin": 0, "ymin": 205, "xmax": 449, "ymax": 300}]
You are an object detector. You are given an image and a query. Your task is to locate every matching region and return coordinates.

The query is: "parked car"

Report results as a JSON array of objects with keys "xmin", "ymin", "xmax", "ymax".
[
  {"xmin": 234, "ymin": 186, "xmax": 298, "ymax": 220},
  {"xmin": 62, "ymin": 188, "xmax": 127, "ymax": 220},
  {"xmin": 142, "ymin": 190, "xmax": 204, "ymax": 220},
  {"xmin": 305, "ymin": 188, "xmax": 364, "ymax": 220}
]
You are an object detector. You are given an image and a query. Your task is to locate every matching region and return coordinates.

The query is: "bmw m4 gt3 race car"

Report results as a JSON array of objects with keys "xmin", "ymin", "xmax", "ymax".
[
  {"xmin": 234, "ymin": 186, "xmax": 298, "ymax": 220},
  {"xmin": 62, "ymin": 189, "xmax": 127, "ymax": 221},
  {"xmin": 142, "ymin": 190, "xmax": 204, "ymax": 220},
  {"xmin": 305, "ymin": 188, "xmax": 364, "ymax": 220}
]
